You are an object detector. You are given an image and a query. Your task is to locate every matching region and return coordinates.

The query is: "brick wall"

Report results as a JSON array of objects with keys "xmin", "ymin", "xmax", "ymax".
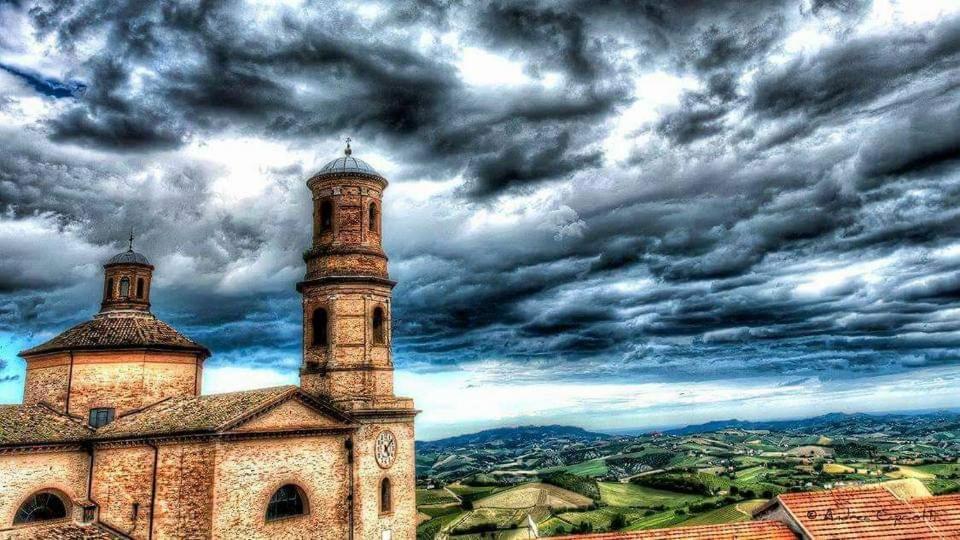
[
  {"xmin": 210, "ymin": 435, "xmax": 351, "ymax": 540},
  {"xmin": 0, "ymin": 450, "xmax": 89, "ymax": 538},
  {"xmin": 301, "ymin": 282, "xmax": 394, "ymax": 403},
  {"xmin": 23, "ymin": 350, "xmax": 201, "ymax": 419},
  {"xmin": 92, "ymin": 445, "xmax": 155, "ymax": 539},
  {"xmin": 21, "ymin": 353, "xmax": 70, "ymax": 410},
  {"xmin": 353, "ymin": 419, "xmax": 417, "ymax": 540},
  {"xmin": 153, "ymin": 443, "xmax": 215, "ymax": 539}
]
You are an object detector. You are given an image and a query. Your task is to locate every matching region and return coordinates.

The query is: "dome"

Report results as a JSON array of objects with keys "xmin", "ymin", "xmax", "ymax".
[
  {"xmin": 106, "ymin": 249, "xmax": 151, "ymax": 266},
  {"xmin": 313, "ymin": 140, "xmax": 383, "ymax": 179}
]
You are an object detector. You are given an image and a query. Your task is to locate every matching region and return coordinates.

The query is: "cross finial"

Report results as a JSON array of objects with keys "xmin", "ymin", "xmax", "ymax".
[
  {"xmin": 344, "ymin": 137, "xmax": 352, "ymax": 156},
  {"xmin": 128, "ymin": 229, "xmax": 134, "ymax": 251}
]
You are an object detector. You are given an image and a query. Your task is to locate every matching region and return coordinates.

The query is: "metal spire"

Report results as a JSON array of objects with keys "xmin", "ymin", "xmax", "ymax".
[
  {"xmin": 128, "ymin": 229, "xmax": 134, "ymax": 252},
  {"xmin": 344, "ymin": 137, "xmax": 352, "ymax": 156}
]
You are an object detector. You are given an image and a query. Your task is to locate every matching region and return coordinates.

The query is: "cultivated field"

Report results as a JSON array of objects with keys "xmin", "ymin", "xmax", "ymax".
[{"xmin": 473, "ymin": 482, "xmax": 592, "ymax": 510}]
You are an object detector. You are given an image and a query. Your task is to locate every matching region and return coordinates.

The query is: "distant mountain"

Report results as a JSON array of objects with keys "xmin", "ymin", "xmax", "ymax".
[
  {"xmin": 417, "ymin": 424, "xmax": 610, "ymax": 452},
  {"xmin": 663, "ymin": 410, "xmax": 960, "ymax": 436}
]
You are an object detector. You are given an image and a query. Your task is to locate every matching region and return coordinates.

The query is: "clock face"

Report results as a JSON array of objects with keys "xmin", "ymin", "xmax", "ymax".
[{"xmin": 375, "ymin": 430, "xmax": 397, "ymax": 468}]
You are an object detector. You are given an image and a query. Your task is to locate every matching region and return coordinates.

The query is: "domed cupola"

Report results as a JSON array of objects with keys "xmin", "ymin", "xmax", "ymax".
[
  {"xmin": 100, "ymin": 232, "xmax": 155, "ymax": 313},
  {"xmin": 310, "ymin": 139, "xmax": 385, "ymax": 181}
]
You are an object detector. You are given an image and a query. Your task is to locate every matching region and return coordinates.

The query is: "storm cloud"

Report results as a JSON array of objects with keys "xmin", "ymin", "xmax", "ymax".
[{"xmin": 2, "ymin": 0, "xmax": 960, "ymax": 427}]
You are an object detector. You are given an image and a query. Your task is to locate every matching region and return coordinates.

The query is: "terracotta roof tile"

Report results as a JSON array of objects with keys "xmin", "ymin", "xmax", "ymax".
[
  {"xmin": 19, "ymin": 313, "xmax": 209, "ymax": 358},
  {"xmin": 23, "ymin": 523, "xmax": 127, "ymax": 539},
  {"xmin": 775, "ymin": 484, "xmax": 960, "ymax": 539},
  {"xmin": 0, "ymin": 404, "xmax": 93, "ymax": 446},
  {"xmin": 95, "ymin": 385, "xmax": 309, "ymax": 439},
  {"xmin": 543, "ymin": 520, "xmax": 798, "ymax": 540}
]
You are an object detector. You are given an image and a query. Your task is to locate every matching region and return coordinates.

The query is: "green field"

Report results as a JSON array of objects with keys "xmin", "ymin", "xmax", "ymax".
[
  {"xmin": 541, "ymin": 457, "xmax": 609, "ymax": 477},
  {"xmin": 416, "ymin": 488, "xmax": 460, "ymax": 506},
  {"xmin": 416, "ymin": 511, "xmax": 464, "ymax": 540},
  {"xmin": 914, "ymin": 463, "xmax": 960, "ymax": 477},
  {"xmin": 556, "ymin": 507, "xmax": 646, "ymax": 530},
  {"xmin": 598, "ymin": 482, "xmax": 702, "ymax": 508},
  {"xmin": 622, "ymin": 509, "xmax": 688, "ymax": 531},
  {"xmin": 673, "ymin": 500, "xmax": 765, "ymax": 527}
]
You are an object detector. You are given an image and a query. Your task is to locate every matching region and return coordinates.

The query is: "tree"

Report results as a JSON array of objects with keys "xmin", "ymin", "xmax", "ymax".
[{"xmin": 610, "ymin": 514, "xmax": 627, "ymax": 530}]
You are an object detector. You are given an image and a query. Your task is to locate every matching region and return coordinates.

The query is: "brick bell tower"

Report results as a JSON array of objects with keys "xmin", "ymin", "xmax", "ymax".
[{"xmin": 298, "ymin": 140, "xmax": 417, "ymax": 540}]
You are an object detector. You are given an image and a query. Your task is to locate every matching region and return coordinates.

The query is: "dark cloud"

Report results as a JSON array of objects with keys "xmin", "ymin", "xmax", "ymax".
[
  {"xmin": 475, "ymin": 2, "xmax": 599, "ymax": 82},
  {"xmin": 2, "ymin": 0, "xmax": 960, "ymax": 393},
  {"xmin": 751, "ymin": 15, "xmax": 960, "ymax": 119}
]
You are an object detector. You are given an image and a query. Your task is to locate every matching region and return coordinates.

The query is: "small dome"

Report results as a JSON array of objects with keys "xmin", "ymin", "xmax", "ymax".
[
  {"xmin": 316, "ymin": 155, "xmax": 382, "ymax": 178},
  {"xmin": 313, "ymin": 140, "xmax": 383, "ymax": 179},
  {"xmin": 106, "ymin": 249, "xmax": 151, "ymax": 266}
]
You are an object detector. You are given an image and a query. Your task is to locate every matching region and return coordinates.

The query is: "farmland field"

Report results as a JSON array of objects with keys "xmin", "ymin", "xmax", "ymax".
[
  {"xmin": 622, "ymin": 509, "xmax": 688, "ymax": 531},
  {"xmin": 823, "ymin": 463, "xmax": 855, "ymax": 474},
  {"xmin": 915, "ymin": 463, "xmax": 960, "ymax": 477},
  {"xmin": 416, "ymin": 488, "xmax": 460, "ymax": 506},
  {"xmin": 673, "ymin": 502, "xmax": 752, "ymax": 527},
  {"xmin": 888, "ymin": 465, "xmax": 936, "ymax": 479},
  {"xmin": 473, "ymin": 482, "xmax": 592, "ymax": 510},
  {"xmin": 598, "ymin": 482, "xmax": 702, "ymax": 508},
  {"xmin": 541, "ymin": 457, "xmax": 609, "ymax": 477}
]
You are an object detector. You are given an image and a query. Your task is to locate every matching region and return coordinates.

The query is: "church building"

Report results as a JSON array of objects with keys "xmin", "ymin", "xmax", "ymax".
[{"xmin": 0, "ymin": 144, "xmax": 417, "ymax": 540}]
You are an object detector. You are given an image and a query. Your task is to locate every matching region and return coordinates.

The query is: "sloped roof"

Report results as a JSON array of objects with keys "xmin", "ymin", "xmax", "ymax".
[
  {"xmin": 19, "ymin": 313, "xmax": 209, "ymax": 358},
  {"xmin": 543, "ymin": 520, "xmax": 797, "ymax": 540},
  {"xmin": 96, "ymin": 385, "xmax": 350, "ymax": 439},
  {"xmin": 21, "ymin": 522, "xmax": 127, "ymax": 539},
  {"xmin": 0, "ymin": 404, "xmax": 93, "ymax": 446},
  {"xmin": 767, "ymin": 482, "xmax": 960, "ymax": 539}
]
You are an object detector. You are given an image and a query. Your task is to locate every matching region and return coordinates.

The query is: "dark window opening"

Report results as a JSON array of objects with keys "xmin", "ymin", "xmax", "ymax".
[
  {"xmin": 312, "ymin": 307, "xmax": 329, "ymax": 347},
  {"xmin": 369, "ymin": 203, "xmax": 378, "ymax": 233},
  {"xmin": 380, "ymin": 478, "xmax": 392, "ymax": 513},
  {"xmin": 105, "ymin": 278, "xmax": 114, "ymax": 299},
  {"xmin": 372, "ymin": 307, "xmax": 385, "ymax": 345},
  {"xmin": 320, "ymin": 200, "xmax": 333, "ymax": 232},
  {"xmin": 266, "ymin": 484, "xmax": 306, "ymax": 521},
  {"xmin": 136, "ymin": 278, "xmax": 145, "ymax": 299},
  {"xmin": 14, "ymin": 492, "xmax": 68, "ymax": 524},
  {"xmin": 119, "ymin": 277, "xmax": 130, "ymax": 297},
  {"xmin": 82, "ymin": 506, "xmax": 95, "ymax": 523},
  {"xmin": 89, "ymin": 407, "xmax": 115, "ymax": 428}
]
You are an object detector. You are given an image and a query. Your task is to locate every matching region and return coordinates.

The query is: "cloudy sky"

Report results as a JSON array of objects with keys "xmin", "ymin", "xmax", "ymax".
[{"xmin": 2, "ymin": 0, "xmax": 960, "ymax": 439}]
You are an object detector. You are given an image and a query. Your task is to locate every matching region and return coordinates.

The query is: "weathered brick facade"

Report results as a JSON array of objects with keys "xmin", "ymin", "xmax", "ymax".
[
  {"xmin": 0, "ymin": 450, "xmax": 90, "ymax": 536},
  {"xmin": 1, "ymin": 145, "xmax": 416, "ymax": 540},
  {"xmin": 24, "ymin": 350, "xmax": 202, "ymax": 418}
]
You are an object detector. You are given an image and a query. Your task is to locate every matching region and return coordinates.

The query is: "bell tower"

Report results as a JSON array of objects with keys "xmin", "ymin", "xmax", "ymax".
[
  {"xmin": 298, "ymin": 140, "xmax": 398, "ymax": 407},
  {"xmin": 298, "ymin": 141, "xmax": 418, "ymax": 540}
]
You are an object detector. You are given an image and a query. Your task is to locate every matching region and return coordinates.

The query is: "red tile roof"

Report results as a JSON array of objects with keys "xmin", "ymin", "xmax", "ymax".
[
  {"xmin": 772, "ymin": 484, "xmax": 960, "ymax": 539},
  {"xmin": 543, "ymin": 520, "xmax": 798, "ymax": 540},
  {"xmin": 0, "ymin": 404, "xmax": 93, "ymax": 447},
  {"xmin": 18, "ymin": 522, "xmax": 126, "ymax": 539},
  {"xmin": 19, "ymin": 312, "xmax": 209, "ymax": 358}
]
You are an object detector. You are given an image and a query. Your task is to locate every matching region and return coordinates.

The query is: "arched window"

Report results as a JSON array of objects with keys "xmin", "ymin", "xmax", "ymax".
[
  {"xmin": 105, "ymin": 278, "xmax": 114, "ymax": 299},
  {"xmin": 136, "ymin": 278, "xmax": 145, "ymax": 299},
  {"xmin": 380, "ymin": 478, "xmax": 392, "ymax": 514},
  {"xmin": 266, "ymin": 484, "xmax": 307, "ymax": 522},
  {"xmin": 14, "ymin": 491, "xmax": 68, "ymax": 524},
  {"xmin": 312, "ymin": 307, "xmax": 329, "ymax": 347},
  {"xmin": 369, "ymin": 202, "xmax": 378, "ymax": 233},
  {"xmin": 372, "ymin": 307, "xmax": 385, "ymax": 345},
  {"xmin": 320, "ymin": 200, "xmax": 333, "ymax": 232},
  {"xmin": 119, "ymin": 277, "xmax": 130, "ymax": 297}
]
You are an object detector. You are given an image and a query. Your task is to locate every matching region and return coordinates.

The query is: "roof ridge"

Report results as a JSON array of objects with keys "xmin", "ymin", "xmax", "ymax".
[
  {"xmin": 116, "ymin": 396, "xmax": 174, "ymax": 420},
  {"xmin": 36, "ymin": 401, "xmax": 96, "ymax": 433},
  {"xmin": 216, "ymin": 386, "xmax": 300, "ymax": 431}
]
